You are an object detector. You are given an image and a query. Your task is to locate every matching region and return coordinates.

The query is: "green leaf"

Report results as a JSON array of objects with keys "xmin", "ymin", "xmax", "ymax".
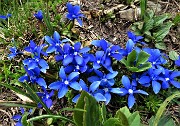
[
  {"xmin": 140, "ymin": 0, "xmax": 147, "ymax": 19},
  {"xmin": 120, "ymin": 58, "xmax": 128, "ymax": 66},
  {"xmin": 119, "ymin": 106, "xmax": 131, "ymax": 118},
  {"xmin": 169, "ymin": 51, "xmax": 179, "ymax": 60},
  {"xmin": 101, "ymin": 103, "xmax": 107, "ymax": 123},
  {"xmin": 153, "ymin": 22, "xmax": 173, "ymax": 42},
  {"xmin": 127, "ymin": 50, "xmax": 137, "ymax": 66},
  {"xmin": 173, "ymin": 13, "xmax": 180, "ymax": 25},
  {"xmin": 155, "ymin": 43, "xmax": 166, "ymax": 50},
  {"xmin": 83, "ymin": 95, "xmax": 101, "ymax": 126},
  {"xmin": 27, "ymin": 115, "xmax": 75, "ymax": 124},
  {"xmin": 21, "ymin": 112, "xmax": 29, "ymax": 126},
  {"xmin": 153, "ymin": 92, "xmax": 180, "ymax": 126},
  {"xmin": 137, "ymin": 62, "xmax": 152, "ymax": 72},
  {"xmin": 103, "ymin": 118, "xmax": 121, "ymax": 126},
  {"xmin": 115, "ymin": 109, "xmax": 129, "ymax": 126},
  {"xmin": 154, "ymin": 14, "xmax": 169, "ymax": 27},
  {"xmin": 73, "ymin": 91, "xmax": 100, "ymax": 126},
  {"xmin": 136, "ymin": 51, "xmax": 150, "ymax": 66},
  {"xmin": 0, "ymin": 101, "xmax": 36, "ymax": 108},
  {"xmin": 128, "ymin": 112, "xmax": 140, "ymax": 126},
  {"xmin": 127, "ymin": 67, "xmax": 139, "ymax": 72},
  {"xmin": 142, "ymin": 19, "xmax": 154, "ymax": 32}
]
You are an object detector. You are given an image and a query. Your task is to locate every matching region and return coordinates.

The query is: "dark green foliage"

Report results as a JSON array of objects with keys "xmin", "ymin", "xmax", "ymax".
[
  {"xmin": 131, "ymin": 10, "xmax": 174, "ymax": 50},
  {"xmin": 121, "ymin": 50, "xmax": 152, "ymax": 72}
]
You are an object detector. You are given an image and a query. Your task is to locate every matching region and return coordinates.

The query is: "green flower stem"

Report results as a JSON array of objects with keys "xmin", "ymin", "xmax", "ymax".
[{"xmin": 27, "ymin": 115, "xmax": 76, "ymax": 125}]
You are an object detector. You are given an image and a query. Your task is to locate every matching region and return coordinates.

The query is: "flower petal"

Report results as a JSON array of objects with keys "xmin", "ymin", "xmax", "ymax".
[
  {"xmin": 59, "ymin": 67, "xmax": 67, "ymax": 79},
  {"xmin": 53, "ymin": 31, "xmax": 60, "ymax": 42},
  {"xmin": 68, "ymin": 72, "xmax": 79, "ymax": 81},
  {"xmin": 49, "ymin": 81, "xmax": 62, "ymax": 90},
  {"xmin": 72, "ymin": 94, "xmax": 80, "ymax": 103},
  {"xmin": 122, "ymin": 75, "xmax": 131, "ymax": 89},
  {"xmin": 69, "ymin": 81, "xmax": 82, "ymax": 90},
  {"xmin": 152, "ymin": 81, "xmax": 161, "ymax": 94},
  {"xmin": 63, "ymin": 55, "xmax": 73, "ymax": 66},
  {"xmin": 58, "ymin": 85, "xmax": 68, "ymax": 98},
  {"xmin": 45, "ymin": 36, "xmax": 54, "ymax": 45},
  {"xmin": 106, "ymin": 71, "xmax": 118, "ymax": 79},
  {"xmin": 170, "ymin": 80, "xmax": 180, "ymax": 88},
  {"xmin": 110, "ymin": 88, "xmax": 123, "ymax": 94},
  {"xmin": 89, "ymin": 81, "xmax": 101, "ymax": 92},
  {"xmin": 36, "ymin": 78, "xmax": 47, "ymax": 88},
  {"xmin": 46, "ymin": 99, "xmax": 53, "ymax": 108},
  {"xmin": 105, "ymin": 92, "xmax": 111, "ymax": 105},
  {"xmin": 93, "ymin": 93, "xmax": 106, "ymax": 102},
  {"xmin": 75, "ymin": 55, "xmax": 83, "ymax": 65},
  {"xmin": 139, "ymin": 76, "xmax": 151, "ymax": 84},
  {"xmin": 133, "ymin": 90, "xmax": 148, "ymax": 95},
  {"xmin": 128, "ymin": 94, "xmax": 135, "ymax": 109}
]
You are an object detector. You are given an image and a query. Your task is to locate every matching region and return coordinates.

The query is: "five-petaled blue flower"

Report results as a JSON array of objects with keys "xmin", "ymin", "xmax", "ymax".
[
  {"xmin": 45, "ymin": 31, "xmax": 69, "ymax": 54},
  {"xmin": 159, "ymin": 69, "xmax": 180, "ymax": 89},
  {"xmin": 139, "ymin": 67, "xmax": 163, "ymax": 94},
  {"xmin": 66, "ymin": 2, "xmax": 84, "ymax": 26},
  {"xmin": 37, "ymin": 87, "xmax": 54, "ymax": 108},
  {"xmin": 49, "ymin": 66, "xmax": 82, "ymax": 98},
  {"xmin": 119, "ymin": 75, "xmax": 148, "ymax": 108},
  {"xmin": 0, "ymin": 13, "xmax": 11, "ymax": 20},
  {"xmin": 34, "ymin": 10, "xmax": 43, "ymax": 21}
]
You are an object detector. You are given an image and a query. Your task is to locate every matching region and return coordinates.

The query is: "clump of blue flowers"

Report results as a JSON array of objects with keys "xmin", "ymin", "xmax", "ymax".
[{"xmin": 8, "ymin": 2, "xmax": 180, "ymax": 115}]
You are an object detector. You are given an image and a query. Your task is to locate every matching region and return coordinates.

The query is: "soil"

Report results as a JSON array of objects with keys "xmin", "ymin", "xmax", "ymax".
[{"xmin": 0, "ymin": 0, "xmax": 180, "ymax": 125}]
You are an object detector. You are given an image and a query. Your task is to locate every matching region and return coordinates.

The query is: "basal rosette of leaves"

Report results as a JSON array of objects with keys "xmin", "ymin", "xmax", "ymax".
[{"xmin": 3, "ymin": 2, "xmax": 180, "ymax": 126}]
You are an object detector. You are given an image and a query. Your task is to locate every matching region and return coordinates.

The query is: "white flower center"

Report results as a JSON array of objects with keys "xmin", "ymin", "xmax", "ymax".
[
  {"xmin": 64, "ymin": 80, "xmax": 69, "ymax": 85},
  {"xmin": 128, "ymin": 89, "xmax": 133, "ymax": 94},
  {"xmin": 165, "ymin": 78, "xmax": 170, "ymax": 81},
  {"xmin": 64, "ymin": 54, "xmax": 67, "ymax": 58},
  {"xmin": 152, "ymin": 62, "xmax": 156, "ymax": 65},
  {"xmin": 56, "ymin": 43, "xmax": 60, "ymax": 46},
  {"xmin": 97, "ymin": 60, "xmax": 100, "ymax": 64},
  {"xmin": 74, "ymin": 52, "xmax": 78, "ymax": 55},
  {"xmin": 104, "ymin": 88, "xmax": 108, "ymax": 92},
  {"xmin": 76, "ymin": 65, "xmax": 80, "ymax": 70}
]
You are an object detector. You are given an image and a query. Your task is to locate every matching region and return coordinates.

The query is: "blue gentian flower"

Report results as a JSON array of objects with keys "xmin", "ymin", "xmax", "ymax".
[
  {"xmin": 127, "ymin": 31, "xmax": 145, "ymax": 45},
  {"xmin": 8, "ymin": 47, "xmax": 23, "ymax": 59},
  {"xmin": 90, "ymin": 51, "xmax": 111, "ymax": 70},
  {"xmin": 24, "ymin": 40, "xmax": 48, "ymax": 56},
  {"xmin": 88, "ymin": 70, "xmax": 118, "ymax": 92},
  {"xmin": 175, "ymin": 56, "xmax": 180, "ymax": 66},
  {"xmin": 159, "ymin": 69, "xmax": 180, "ymax": 89},
  {"xmin": 34, "ymin": 10, "xmax": 43, "ymax": 21},
  {"xmin": 19, "ymin": 66, "xmax": 47, "ymax": 88},
  {"xmin": 24, "ymin": 40, "xmax": 49, "ymax": 73},
  {"xmin": 139, "ymin": 67, "xmax": 162, "ymax": 94},
  {"xmin": 72, "ymin": 79, "xmax": 106, "ymax": 103},
  {"xmin": 45, "ymin": 31, "xmax": 69, "ymax": 54},
  {"xmin": 91, "ymin": 39, "xmax": 123, "ymax": 60},
  {"xmin": 66, "ymin": 2, "xmax": 84, "ymax": 26},
  {"xmin": 0, "ymin": 13, "xmax": 11, "ymax": 20},
  {"xmin": 49, "ymin": 66, "xmax": 81, "ymax": 98},
  {"xmin": 37, "ymin": 87, "xmax": 54, "ymax": 108},
  {"xmin": 143, "ymin": 48, "xmax": 167, "ymax": 68},
  {"xmin": 119, "ymin": 75, "xmax": 148, "ymax": 108},
  {"xmin": 12, "ymin": 108, "xmax": 32, "ymax": 126}
]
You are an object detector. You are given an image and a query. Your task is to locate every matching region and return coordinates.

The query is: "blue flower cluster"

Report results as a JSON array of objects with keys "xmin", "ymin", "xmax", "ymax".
[{"xmin": 8, "ymin": 2, "xmax": 180, "ymax": 109}]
